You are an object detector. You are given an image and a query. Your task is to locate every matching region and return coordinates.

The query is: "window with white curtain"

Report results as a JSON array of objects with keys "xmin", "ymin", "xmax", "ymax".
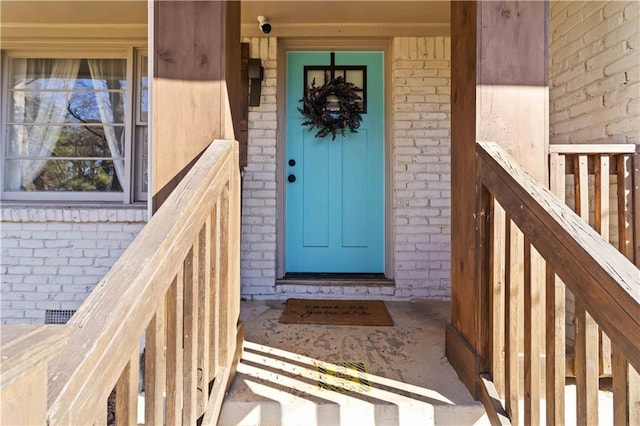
[{"xmin": 2, "ymin": 51, "xmax": 148, "ymax": 203}]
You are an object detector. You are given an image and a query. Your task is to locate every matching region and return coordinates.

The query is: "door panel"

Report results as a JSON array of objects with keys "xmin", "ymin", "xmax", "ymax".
[
  {"xmin": 286, "ymin": 51, "xmax": 384, "ymax": 273},
  {"xmin": 342, "ymin": 129, "xmax": 368, "ymax": 248},
  {"xmin": 302, "ymin": 129, "xmax": 329, "ymax": 247}
]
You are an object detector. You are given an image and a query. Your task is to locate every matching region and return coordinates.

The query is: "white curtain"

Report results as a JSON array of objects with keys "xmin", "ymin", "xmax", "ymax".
[
  {"xmin": 87, "ymin": 59, "xmax": 126, "ymax": 189},
  {"xmin": 6, "ymin": 59, "xmax": 81, "ymax": 190}
]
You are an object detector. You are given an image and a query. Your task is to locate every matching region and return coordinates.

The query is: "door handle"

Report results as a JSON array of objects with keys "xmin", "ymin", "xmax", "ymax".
[{"xmin": 288, "ymin": 174, "xmax": 296, "ymax": 183}]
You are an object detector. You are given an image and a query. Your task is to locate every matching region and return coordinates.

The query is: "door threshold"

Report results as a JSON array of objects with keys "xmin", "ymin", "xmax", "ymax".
[{"xmin": 276, "ymin": 273, "xmax": 394, "ymax": 287}]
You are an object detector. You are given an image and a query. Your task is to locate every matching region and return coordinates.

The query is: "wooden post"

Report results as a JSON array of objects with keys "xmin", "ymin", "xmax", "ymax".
[
  {"xmin": 449, "ymin": 0, "xmax": 549, "ymax": 397},
  {"xmin": 151, "ymin": 0, "xmax": 241, "ymax": 210}
]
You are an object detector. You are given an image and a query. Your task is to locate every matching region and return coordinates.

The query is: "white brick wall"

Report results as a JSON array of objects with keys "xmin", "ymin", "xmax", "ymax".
[
  {"xmin": 550, "ymin": 1, "xmax": 640, "ymax": 144},
  {"xmin": 240, "ymin": 37, "xmax": 279, "ymax": 298},
  {"xmin": 239, "ymin": 37, "xmax": 452, "ymax": 300},
  {"xmin": 1, "ymin": 207, "xmax": 147, "ymax": 324},
  {"xmin": 392, "ymin": 37, "xmax": 452, "ymax": 298}
]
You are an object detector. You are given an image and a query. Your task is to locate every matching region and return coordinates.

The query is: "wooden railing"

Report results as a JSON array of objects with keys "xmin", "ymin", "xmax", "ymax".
[
  {"xmin": 475, "ymin": 141, "xmax": 640, "ymax": 425},
  {"xmin": 549, "ymin": 144, "xmax": 638, "ymax": 265},
  {"xmin": 549, "ymin": 144, "xmax": 638, "ymax": 378},
  {"xmin": 1, "ymin": 140, "xmax": 241, "ymax": 425}
]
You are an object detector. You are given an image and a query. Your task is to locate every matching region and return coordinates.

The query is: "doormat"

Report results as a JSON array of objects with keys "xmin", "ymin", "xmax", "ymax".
[{"xmin": 279, "ymin": 299, "xmax": 394, "ymax": 326}]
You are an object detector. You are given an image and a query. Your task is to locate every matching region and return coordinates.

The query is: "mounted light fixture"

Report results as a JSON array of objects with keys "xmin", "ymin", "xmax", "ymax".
[{"xmin": 248, "ymin": 58, "xmax": 264, "ymax": 107}]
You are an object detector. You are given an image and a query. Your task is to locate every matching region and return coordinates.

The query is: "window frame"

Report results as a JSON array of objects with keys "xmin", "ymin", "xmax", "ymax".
[
  {"xmin": 303, "ymin": 65, "xmax": 368, "ymax": 113},
  {"xmin": 133, "ymin": 49, "xmax": 148, "ymax": 202},
  {"xmin": 0, "ymin": 47, "xmax": 148, "ymax": 204}
]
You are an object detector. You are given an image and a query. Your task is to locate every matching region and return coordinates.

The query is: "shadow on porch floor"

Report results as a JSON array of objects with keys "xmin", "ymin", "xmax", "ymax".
[{"xmin": 218, "ymin": 299, "xmax": 489, "ymax": 426}]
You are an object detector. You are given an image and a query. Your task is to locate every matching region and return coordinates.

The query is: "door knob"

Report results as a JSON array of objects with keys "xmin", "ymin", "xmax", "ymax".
[{"xmin": 288, "ymin": 174, "xmax": 296, "ymax": 183}]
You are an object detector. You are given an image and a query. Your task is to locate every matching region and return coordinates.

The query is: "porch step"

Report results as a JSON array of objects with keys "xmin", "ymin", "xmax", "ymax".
[
  {"xmin": 274, "ymin": 276, "xmax": 396, "ymax": 299},
  {"xmin": 219, "ymin": 300, "xmax": 488, "ymax": 426}
]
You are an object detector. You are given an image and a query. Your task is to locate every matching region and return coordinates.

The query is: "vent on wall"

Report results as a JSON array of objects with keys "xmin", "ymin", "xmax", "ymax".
[{"xmin": 45, "ymin": 309, "xmax": 76, "ymax": 325}]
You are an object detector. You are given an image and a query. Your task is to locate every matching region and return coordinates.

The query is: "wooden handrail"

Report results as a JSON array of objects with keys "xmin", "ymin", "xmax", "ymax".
[
  {"xmin": 42, "ymin": 139, "xmax": 241, "ymax": 424},
  {"xmin": 549, "ymin": 144, "xmax": 638, "ymax": 154},
  {"xmin": 476, "ymin": 141, "xmax": 640, "ymax": 425}
]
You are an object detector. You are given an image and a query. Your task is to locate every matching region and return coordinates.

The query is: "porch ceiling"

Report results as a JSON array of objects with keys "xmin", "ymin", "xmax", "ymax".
[
  {"xmin": 1, "ymin": 1, "xmax": 450, "ymax": 43},
  {"xmin": 0, "ymin": 1, "xmax": 147, "ymax": 45},
  {"xmin": 0, "ymin": 1, "xmax": 146, "ymax": 25},
  {"xmin": 241, "ymin": 1, "xmax": 450, "ymax": 37}
]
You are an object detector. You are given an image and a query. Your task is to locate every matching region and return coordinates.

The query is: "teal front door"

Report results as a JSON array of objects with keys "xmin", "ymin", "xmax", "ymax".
[{"xmin": 285, "ymin": 51, "xmax": 384, "ymax": 273}]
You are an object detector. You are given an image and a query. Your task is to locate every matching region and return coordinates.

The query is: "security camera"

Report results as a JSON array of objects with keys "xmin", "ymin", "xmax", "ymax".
[{"xmin": 258, "ymin": 16, "xmax": 271, "ymax": 34}]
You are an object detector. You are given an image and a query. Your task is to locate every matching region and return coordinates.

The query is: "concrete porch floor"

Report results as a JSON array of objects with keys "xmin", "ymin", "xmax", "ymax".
[{"xmin": 218, "ymin": 299, "xmax": 489, "ymax": 426}]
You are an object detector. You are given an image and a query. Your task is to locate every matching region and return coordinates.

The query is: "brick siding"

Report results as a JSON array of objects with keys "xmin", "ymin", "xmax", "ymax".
[
  {"xmin": 240, "ymin": 37, "xmax": 279, "ymax": 297},
  {"xmin": 392, "ymin": 37, "xmax": 452, "ymax": 298},
  {"xmin": 1, "ymin": 207, "xmax": 147, "ymax": 324},
  {"xmin": 550, "ymin": 1, "xmax": 640, "ymax": 144}
]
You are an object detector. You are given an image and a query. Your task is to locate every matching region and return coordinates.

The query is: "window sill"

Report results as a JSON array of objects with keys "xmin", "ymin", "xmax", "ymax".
[{"xmin": 1, "ymin": 203, "xmax": 149, "ymax": 223}]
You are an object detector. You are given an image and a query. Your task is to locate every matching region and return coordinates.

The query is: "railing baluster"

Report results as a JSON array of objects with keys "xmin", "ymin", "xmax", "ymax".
[
  {"xmin": 575, "ymin": 305, "xmax": 600, "ymax": 425},
  {"xmin": 628, "ymin": 366, "xmax": 640, "ymax": 425},
  {"xmin": 116, "ymin": 348, "xmax": 139, "ymax": 425},
  {"xmin": 547, "ymin": 152, "xmax": 566, "ymax": 426},
  {"xmin": 523, "ymin": 239, "xmax": 532, "ymax": 426},
  {"xmin": 210, "ymin": 200, "xmax": 221, "ymax": 381},
  {"xmin": 477, "ymin": 181, "xmax": 492, "ymax": 378},
  {"xmin": 613, "ymin": 350, "xmax": 640, "ymax": 426},
  {"xmin": 545, "ymin": 266, "xmax": 566, "ymax": 425},
  {"xmin": 183, "ymin": 246, "xmax": 199, "ymax": 424},
  {"xmin": 504, "ymin": 217, "xmax": 523, "ymax": 425},
  {"xmin": 565, "ymin": 153, "xmax": 578, "ymax": 377},
  {"xmin": 487, "ymin": 200, "xmax": 506, "ymax": 398},
  {"xmin": 197, "ymin": 220, "xmax": 212, "ymax": 416},
  {"xmin": 229, "ymin": 146, "xmax": 242, "ymax": 352},
  {"xmin": 595, "ymin": 155, "xmax": 613, "ymax": 378},
  {"xmin": 574, "ymin": 153, "xmax": 599, "ymax": 425},
  {"xmin": 594, "ymin": 154, "xmax": 611, "ymax": 239},
  {"xmin": 574, "ymin": 154, "xmax": 589, "ymax": 223},
  {"xmin": 218, "ymin": 184, "xmax": 231, "ymax": 368},
  {"xmin": 617, "ymin": 154, "xmax": 635, "ymax": 262},
  {"xmin": 145, "ymin": 302, "xmax": 166, "ymax": 425},
  {"xmin": 614, "ymin": 151, "xmax": 640, "ymax": 426},
  {"xmin": 524, "ymin": 240, "xmax": 543, "ymax": 425},
  {"xmin": 166, "ymin": 271, "xmax": 184, "ymax": 426}
]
